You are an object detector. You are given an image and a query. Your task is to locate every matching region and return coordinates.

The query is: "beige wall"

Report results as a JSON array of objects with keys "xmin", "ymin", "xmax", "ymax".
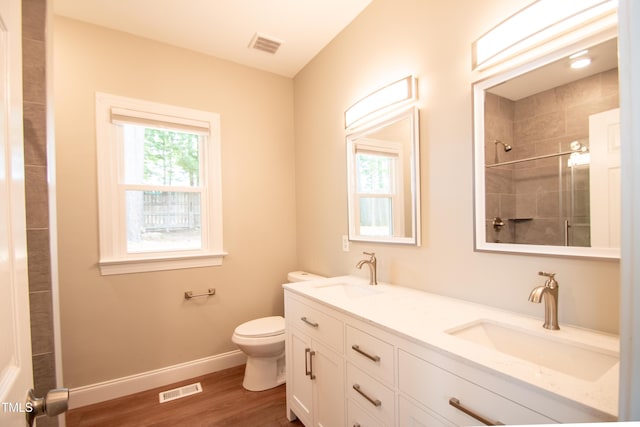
[
  {"xmin": 293, "ymin": 0, "xmax": 620, "ymax": 333},
  {"xmin": 55, "ymin": 0, "xmax": 622, "ymax": 389},
  {"xmin": 54, "ymin": 17, "xmax": 297, "ymax": 387}
]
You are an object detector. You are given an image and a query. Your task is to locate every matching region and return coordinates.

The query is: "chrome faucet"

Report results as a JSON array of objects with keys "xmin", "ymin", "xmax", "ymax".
[
  {"xmin": 356, "ymin": 252, "xmax": 377, "ymax": 285},
  {"xmin": 528, "ymin": 271, "xmax": 560, "ymax": 330}
]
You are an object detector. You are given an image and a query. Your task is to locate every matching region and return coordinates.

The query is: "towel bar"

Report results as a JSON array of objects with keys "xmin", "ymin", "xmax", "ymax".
[{"xmin": 184, "ymin": 288, "xmax": 216, "ymax": 299}]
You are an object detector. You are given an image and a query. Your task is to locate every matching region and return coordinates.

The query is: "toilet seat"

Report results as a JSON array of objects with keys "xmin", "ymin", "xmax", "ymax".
[{"xmin": 234, "ymin": 316, "xmax": 284, "ymax": 338}]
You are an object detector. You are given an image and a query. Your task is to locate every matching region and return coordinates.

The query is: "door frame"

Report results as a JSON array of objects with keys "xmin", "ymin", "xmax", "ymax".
[
  {"xmin": 0, "ymin": 0, "xmax": 33, "ymax": 425},
  {"xmin": 618, "ymin": 0, "xmax": 640, "ymax": 420},
  {"xmin": 45, "ymin": 2, "xmax": 66, "ymax": 423}
]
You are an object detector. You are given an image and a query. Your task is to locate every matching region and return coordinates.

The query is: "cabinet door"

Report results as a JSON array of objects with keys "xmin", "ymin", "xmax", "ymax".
[
  {"xmin": 288, "ymin": 330, "xmax": 313, "ymax": 425},
  {"xmin": 313, "ymin": 339, "xmax": 345, "ymax": 427}
]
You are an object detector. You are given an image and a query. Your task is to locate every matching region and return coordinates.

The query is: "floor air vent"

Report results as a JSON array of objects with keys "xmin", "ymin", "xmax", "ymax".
[{"xmin": 159, "ymin": 382, "xmax": 202, "ymax": 403}]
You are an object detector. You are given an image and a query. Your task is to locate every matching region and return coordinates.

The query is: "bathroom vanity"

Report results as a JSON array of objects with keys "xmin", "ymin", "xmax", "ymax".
[{"xmin": 283, "ymin": 276, "xmax": 618, "ymax": 426}]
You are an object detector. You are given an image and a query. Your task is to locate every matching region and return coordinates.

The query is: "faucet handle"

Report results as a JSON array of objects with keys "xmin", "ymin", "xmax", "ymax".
[
  {"xmin": 363, "ymin": 251, "xmax": 376, "ymax": 260},
  {"xmin": 538, "ymin": 271, "xmax": 558, "ymax": 288}
]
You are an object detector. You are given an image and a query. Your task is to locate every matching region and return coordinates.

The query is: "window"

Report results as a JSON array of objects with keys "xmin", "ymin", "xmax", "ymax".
[
  {"xmin": 95, "ymin": 93, "xmax": 225, "ymax": 275},
  {"xmin": 352, "ymin": 139, "xmax": 405, "ymax": 237}
]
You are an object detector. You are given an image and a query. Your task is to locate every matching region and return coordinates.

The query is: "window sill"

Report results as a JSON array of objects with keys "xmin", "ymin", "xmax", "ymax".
[{"xmin": 99, "ymin": 252, "xmax": 228, "ymax": 275}]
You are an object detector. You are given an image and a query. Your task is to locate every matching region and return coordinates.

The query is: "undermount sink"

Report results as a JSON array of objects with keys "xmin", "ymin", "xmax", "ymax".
[
  {"xmin": 447, "ymin": 319, "xmax": 618, "ymax": 382},
  {"xmin": 313, "ymin": 282, "xmax": 382, "ymax": 299}
]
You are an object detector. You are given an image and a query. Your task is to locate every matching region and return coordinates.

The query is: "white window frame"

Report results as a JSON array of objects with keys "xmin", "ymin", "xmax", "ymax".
[{"xmin": 95, "ymin": 93, "xmax": 225, "ymax": 275}]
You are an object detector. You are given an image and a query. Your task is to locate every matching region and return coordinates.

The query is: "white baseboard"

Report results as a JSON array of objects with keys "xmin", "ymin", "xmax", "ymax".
[{"xmin": 68, "ymin": 350, "xmax": 247, "ymax": 409}]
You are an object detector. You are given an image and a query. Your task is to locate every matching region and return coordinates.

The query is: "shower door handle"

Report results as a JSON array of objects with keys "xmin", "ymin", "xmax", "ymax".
[{"xmin": 304, "ymin": 348, "xmax": 316, "ymax": 380}]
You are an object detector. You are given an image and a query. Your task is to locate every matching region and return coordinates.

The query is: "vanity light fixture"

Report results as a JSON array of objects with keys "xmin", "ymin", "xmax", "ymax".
[
  {"xmin": 472, "ymin": 0, "xmax": 618, "ymax": 71},
  {"xmin": 344, "ymin": 75, "xmax": 417, "ymax": 130}
]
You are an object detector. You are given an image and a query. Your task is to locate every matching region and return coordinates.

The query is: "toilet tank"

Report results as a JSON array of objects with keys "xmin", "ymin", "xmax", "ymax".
[{"xmin": 287, "ymin": 271, "xmax": 325, "ymax": 282}]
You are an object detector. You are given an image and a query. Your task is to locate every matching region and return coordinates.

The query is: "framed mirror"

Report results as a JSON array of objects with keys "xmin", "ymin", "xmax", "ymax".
[
  {"xmin": 347, "ymin": 106, "xmax": 420, "ymax": 245},
  {"xmin": 473, "ymin": 36, "xmax": 620, "ymax": 258}
]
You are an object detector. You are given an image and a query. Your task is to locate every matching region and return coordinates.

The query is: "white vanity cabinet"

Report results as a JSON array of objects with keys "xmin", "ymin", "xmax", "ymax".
[
  {"xmin": 284, "ymin": 281, "xmax": 616, "ymax": 426},
  {"xmin": 285, "ymin": 293, "xmax": 345, "ymax": 427}
]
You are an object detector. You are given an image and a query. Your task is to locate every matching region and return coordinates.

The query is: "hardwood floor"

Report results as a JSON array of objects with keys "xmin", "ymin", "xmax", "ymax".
[{"xmin": 66, "ymin": 365, "xmax": 304, "ymax": 427}]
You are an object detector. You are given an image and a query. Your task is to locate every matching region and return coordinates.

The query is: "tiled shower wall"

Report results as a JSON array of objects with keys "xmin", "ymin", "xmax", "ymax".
[
  {"xmin": 484, "ymin": 68, "xmax": 619, "ymax": 246},
  {"xmin": 22, "ymin": 0, "xmax": 58, "ymax": 426}
]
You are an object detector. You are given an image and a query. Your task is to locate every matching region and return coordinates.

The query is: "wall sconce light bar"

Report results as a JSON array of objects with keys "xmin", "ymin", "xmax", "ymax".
[
  {"xmin": 472, "ymin": 0, "xmax": 618, "ymax": 71},
  {"xmin": 345, "ymin": 75, "xmax": 417, "ymax": 130}
]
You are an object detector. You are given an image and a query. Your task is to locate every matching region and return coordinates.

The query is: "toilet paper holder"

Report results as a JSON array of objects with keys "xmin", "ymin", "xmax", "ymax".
[{"xmin": 184, "ymin": 288, "xmax": 216, "ymax": 299}]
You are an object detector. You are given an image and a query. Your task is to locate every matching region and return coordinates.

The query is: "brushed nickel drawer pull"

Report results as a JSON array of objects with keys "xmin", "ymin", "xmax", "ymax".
[
  {"xmin": 304, "ymin": 348, "xmax": 316, "ymax": 379},
  {"xmin": 304, "ymin": 348, "xmax": 311, "ymax": 377},
  {"xmin": 353, "ymin": 424, "xmax": 361, "ymax": 427},
  {"xmin": 351, "ymin": 344, "xmax": 381, "ymax": 362},
  {"xmin": 309, "ymin": 350, "xmax": 316, "ymax": 379},
  {"xmin": 301, "ymin": 316, "xmax": 319, "ymax": 328},
  {"xmin": 352, "ymin": 384, "xmax": 381, "ymax": 407},
  {"xmin": 449, "ymin": 398, "xmax": 504, "ymax": 426}
]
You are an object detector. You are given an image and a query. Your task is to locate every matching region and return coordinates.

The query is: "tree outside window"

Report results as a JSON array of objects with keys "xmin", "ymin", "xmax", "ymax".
[{"xmin": 123, "ymin": 126, "xmax": 203, "ymax": 252}]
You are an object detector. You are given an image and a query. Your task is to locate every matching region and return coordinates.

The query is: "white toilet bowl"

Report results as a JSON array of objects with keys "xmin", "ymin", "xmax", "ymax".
[
  {"xmin": 232, "ymin": 316, "xmax": 286, "ymax": 391},
  {"xmin": 232, "ymin": 271, "xmax": 325, "ymax": 391}
]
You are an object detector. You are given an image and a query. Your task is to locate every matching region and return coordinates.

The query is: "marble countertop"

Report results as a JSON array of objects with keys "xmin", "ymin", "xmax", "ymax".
[{"xmin": 283, "ymin": 275, "xmax": 619, "ymax": 419}]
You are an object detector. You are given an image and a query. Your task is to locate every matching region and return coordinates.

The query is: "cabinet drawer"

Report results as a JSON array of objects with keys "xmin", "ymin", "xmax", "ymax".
[
  {"xmin": 399, "ymin": 396, "xmax": 455, "ymax": 427},
  {"xmin": 348, "ymin": 400, "xmax": 385, "ymax": 427},
  {"xmin": 398, "ymin": 350, "xmax": 556, "ymax": 426},
  {"xmin": 346, "ymin": 325, "xmax": 394, "ymax": 385},
  {"xmin": 347, "ymin": 363, "xmax": 395, "ymax": 426},
  {"xmin": 286, "ymin": 297, "xmax": 343, "ymax": 352}
]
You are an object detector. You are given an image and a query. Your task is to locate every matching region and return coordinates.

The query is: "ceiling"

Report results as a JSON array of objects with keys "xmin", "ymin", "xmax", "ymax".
[
  {"xmin": 488, "ymin": 38, "xmax": 619, "ymax": 100},
  {"xmin": 53, "ymin": 0, "xmax": 373, "ymax": 78}
]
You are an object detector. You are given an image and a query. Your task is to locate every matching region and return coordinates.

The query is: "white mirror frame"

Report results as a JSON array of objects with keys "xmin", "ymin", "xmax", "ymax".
[
  {"xmin": 347, "ymin": 106, "xmax": 421, "ymax": 245},
  {"xmin": 473, "ymin": 32, "xmax": 620, "ymax": 259}
]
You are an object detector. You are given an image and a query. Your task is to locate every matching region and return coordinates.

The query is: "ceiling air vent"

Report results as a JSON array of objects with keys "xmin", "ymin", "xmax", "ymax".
[{"xmin": 249, "ymin": 33, "xmax": 282, "ymax": 54}]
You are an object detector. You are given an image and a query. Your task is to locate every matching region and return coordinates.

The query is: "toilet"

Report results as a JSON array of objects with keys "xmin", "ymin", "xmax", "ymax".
[{"xmin": 232, "ymin": 271, "xmax": 324, "ymax": 391}]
